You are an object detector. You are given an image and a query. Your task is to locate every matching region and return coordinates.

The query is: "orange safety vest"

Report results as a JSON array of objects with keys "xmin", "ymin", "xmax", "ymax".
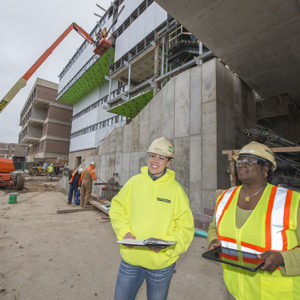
[
  {"xmin": 69, "ymin": 170, "xmax": 78, "ymax": 185},
  {"xmin": 215, "ymin": 184, "xmax": 300, "ymax": 299},
  {"xmin": 80, "ymin": 166, "xmax": 96, "ymax": 185}
]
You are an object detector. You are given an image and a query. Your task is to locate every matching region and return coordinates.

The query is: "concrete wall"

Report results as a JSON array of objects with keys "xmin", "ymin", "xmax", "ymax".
[{"xmin": 89, "ymin": 58, "xmax": 256, "ymax": 229}]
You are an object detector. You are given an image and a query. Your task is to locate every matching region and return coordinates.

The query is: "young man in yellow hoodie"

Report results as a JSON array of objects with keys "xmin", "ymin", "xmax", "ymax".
[{"xmin": 110, "ymin": 137, "xmax": 194, "ymax": 300}]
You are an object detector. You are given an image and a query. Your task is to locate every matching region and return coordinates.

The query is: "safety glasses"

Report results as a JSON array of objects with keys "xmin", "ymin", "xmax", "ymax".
[
  {"xmin": 236, "ymin": 158, "xmax": 259, "ymax": 167},
  {"xmin": 148, "ymin": 153, "xmax": 167, "ymax": 162}
]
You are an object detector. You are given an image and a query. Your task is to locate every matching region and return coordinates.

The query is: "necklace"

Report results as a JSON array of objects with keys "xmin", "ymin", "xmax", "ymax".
[{"xmin": 241, "ymin": 184, "xmax": 266, "ymax": 202}]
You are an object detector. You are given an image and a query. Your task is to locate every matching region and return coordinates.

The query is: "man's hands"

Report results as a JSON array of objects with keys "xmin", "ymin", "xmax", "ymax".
[
  {"xmin": 208, "ymin": 239, "xmax": 221, "ymax": 250},
  {"xmin": 258, "ymin": 251, "xmax": 284, "ymax": 273}
]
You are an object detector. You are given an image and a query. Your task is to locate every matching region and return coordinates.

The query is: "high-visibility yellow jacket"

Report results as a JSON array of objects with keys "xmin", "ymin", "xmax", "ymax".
[
  {"xmin": 109, "ymin": 166, "xmax": 194, "ymax": 270},
  {"xmin": 216, "ymin": 184, "xmax": 300, "ymax": 300}
]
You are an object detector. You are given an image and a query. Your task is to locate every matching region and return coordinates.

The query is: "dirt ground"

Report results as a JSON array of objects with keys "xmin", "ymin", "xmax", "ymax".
[{"xmin": 0, "ymin": 176, "xmax": 226, "ymax": 300}]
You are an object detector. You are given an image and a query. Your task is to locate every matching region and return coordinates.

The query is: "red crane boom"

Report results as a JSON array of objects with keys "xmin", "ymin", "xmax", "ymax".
[{"xmin": 0, "ymin": 23, "xmax": 112, "ymax": 113}]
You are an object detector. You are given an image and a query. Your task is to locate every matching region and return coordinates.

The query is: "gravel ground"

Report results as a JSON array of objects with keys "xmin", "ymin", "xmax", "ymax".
[{"xmin": 0, "ymin": 176, "xmax": 226, "ymax": 300}]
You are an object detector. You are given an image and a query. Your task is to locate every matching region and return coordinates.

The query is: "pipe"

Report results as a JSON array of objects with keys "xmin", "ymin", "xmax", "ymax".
[{"xmin": 194, "ymin": 229, "xmax": 207, "ymax": 238}]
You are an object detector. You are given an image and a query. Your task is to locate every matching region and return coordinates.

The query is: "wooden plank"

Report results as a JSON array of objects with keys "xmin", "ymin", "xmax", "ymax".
[
  {"xmin": 90, "ymin": 200, "xmax": 110, "ymax": 216},
  {"xmin": 57, "ymin": 207, "xmax": 95, "ymax": 214}
]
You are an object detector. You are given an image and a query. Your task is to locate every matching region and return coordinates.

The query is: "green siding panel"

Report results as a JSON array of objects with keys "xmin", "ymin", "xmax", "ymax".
[
  {"xmin": 59, "ymin": 49, "xmax": 114, "ymax": 104},
  {"xmin": 108, "ymin": 90, "xmax": 153, "ymax": 118}
]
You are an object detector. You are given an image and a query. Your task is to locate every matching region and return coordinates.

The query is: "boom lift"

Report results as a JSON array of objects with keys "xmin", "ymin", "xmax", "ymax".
[{"xmin": 0, "ymin": 23, "xmax": 112, "ymax": 113}]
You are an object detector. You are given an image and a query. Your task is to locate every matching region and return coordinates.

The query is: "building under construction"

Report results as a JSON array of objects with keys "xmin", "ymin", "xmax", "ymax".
[{"xmin": 57, "ymin": 0, "xmax": 300, "ymax": 229}]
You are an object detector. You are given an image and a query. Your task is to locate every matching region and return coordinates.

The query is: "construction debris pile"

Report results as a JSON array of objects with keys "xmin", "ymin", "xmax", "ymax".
[{"xmin": 243, "ymin": 127, "xmax": 300, "ymax": 189}]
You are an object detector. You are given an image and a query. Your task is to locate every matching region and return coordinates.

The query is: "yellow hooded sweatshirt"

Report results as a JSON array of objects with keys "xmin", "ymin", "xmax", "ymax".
[{"xmin": 110, "ymin": 166, "xmax": 194, "ymax": 270}]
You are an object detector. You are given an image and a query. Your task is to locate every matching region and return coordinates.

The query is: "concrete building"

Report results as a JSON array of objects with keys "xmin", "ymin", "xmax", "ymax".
[
  {"xmin": 19, "ymin": 78, "xmax": 73, "ymax": 163},
  {"xmin": 0, "ymin": 143, "xmax": 27, "ymax": 161},
  {"xmin": 56, "ymin": 0, "xmax": 258, "ymax": 228},
  {"xmin": 58, "ymin": 0, "xmax": 206, "ymax": 170},
  {"xmin": 92, "ymin": 59, "xmax": 256, "ymax": 229},
  {"xmin": 58, "ymin": 0, "xmax": 300, "ymax": 229}
]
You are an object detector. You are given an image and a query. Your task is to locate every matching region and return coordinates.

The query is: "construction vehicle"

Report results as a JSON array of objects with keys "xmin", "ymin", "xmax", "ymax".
[
  {"xmin": 0, "ymin": 23, "xmax": 112, "ymax": 113},
  {"xmin": 0, "ymin": 158, "xmax": 25, "ymax": 190},
  {"xmin": 28, "ymin": 162, "xmax": 47, "ymax": 176}
]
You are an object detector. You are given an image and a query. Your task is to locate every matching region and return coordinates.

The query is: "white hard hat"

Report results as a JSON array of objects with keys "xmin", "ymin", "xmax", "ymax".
[
  {"xmin": 90, "ymin": 161, "xmax": 96, "ymax": 166},
  {"xmin": 78, "ymin": 168, "xmax": 83, "ymax": 173},
  {"xmin": 147, "ymin": 137, "xmax": 174, "ymax": 158},
  {"xmin": 233, "ymin": 141, "xmax": 276, "ymax": 171}
]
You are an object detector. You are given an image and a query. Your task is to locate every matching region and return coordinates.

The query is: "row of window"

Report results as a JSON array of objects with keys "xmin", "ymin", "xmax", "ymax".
[
  {"xmin": 111, "ymin": 27, "xmax": 158, "ymax": 73},
  {"xmin": 71, "ymin": 115, "xmax": 125, "ymax": 138},
  {"xmin": 58, "ymin": 55, "xmax": 98, "ymax": 99},
  {"xmin": 20, "ymin": 88, "xmax": 36, "ymax": 120},
  {"xmin": 114, "ymin": 0, "xmax": 154, "ymax": 40},
  {"xmin": 72, "ymin": 95, "xmax": 109, "ymax": 121},
  {"xmin": 72, "ymin": 84, "xmax": 127, "ymax": 121}
]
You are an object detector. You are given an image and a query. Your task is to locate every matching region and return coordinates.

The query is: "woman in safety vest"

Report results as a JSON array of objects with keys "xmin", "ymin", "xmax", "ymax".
[
  {"xmin": 110, "ymin": 137, "xmax": 194, "ymax": 300},
  {"xmin": 208, "ymin": 141, "xmax": 300, "ymax": 300}
]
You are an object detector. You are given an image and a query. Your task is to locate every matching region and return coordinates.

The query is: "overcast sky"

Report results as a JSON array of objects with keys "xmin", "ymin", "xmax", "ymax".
[{"xmin": 0, "ymin": 0, "xmax": 110, "ymax": 143}]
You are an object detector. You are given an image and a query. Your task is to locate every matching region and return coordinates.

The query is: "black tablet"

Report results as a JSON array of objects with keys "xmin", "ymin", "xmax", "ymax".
[{"xmin": 202, "ymin": 246, "xmax": 264, "ymax": 272}]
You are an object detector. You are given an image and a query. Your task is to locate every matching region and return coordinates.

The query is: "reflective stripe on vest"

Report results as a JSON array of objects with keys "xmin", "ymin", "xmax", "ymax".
[
  {"xmin": 69, "ymin": 170, "xmax": 77, "ymax": 184},
  {"xmin": 216, "ymin": 185, "xmax": 293, "ymax": 253}
]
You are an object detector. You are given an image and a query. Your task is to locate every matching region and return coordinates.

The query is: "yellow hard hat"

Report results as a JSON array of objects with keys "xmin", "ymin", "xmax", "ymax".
[
  {"xmin": 147, "ymin": 137, "xmax": 174, "ymax": 158},
  {"xmin": 233, "ymin": 141, "xmax": 276, "ymax": 171}
]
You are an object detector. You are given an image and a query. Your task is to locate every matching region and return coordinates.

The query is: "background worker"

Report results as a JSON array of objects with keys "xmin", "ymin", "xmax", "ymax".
[
  {"xmin": 109, "ymin": 137, "xmax": 194, "ymax": 300},
  {"xmin": 68, "ymin": 168, "xmax": 83, "ymax": 205},
  {"xmin": 96, "ymin": 27, "xmax": 107, "ymax": 44},
  {"xmin": 207, "ymin": 141, "xmax": 300, "ymax": 300},
  {"xmin": 47, "ymin": 163, "xmax": 54, "ymax": 180},
  {"xmin": 80, "ymin": 161, "xmax": 97, "ymax": 208}
]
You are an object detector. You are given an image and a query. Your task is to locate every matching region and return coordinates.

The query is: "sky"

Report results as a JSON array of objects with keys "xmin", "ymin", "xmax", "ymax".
[{"xmin": 0, "ymin": 0, "xmax": 110, "ymax": 143}]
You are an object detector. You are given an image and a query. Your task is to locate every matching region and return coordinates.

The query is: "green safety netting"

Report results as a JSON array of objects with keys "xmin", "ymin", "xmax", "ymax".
[
  {"xmin": 59, "ymin": 49, "xmax": 113, "ymax": 104},
  {"xmin": 108, "ymin": 89, "xmax": 153, "ymax": 118}
]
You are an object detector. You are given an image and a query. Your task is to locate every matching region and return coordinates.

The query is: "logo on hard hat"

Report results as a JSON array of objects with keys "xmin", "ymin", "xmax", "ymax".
[{"xmin": 168, "ymin": 146, "xmax": 173, "ymax": 153}]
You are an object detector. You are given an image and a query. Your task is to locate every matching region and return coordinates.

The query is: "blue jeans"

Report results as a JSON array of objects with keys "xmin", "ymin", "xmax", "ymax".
[
  {"xmin": 114, "ymin": 259, "xmax": 175, "ymax": 300},
  {"xmin": 68, "ymin": 185, "xmax": 78, "ymax": 203}
]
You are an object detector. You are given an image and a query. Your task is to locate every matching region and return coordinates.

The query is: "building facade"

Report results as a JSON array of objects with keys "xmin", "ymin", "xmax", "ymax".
[
  {"xmin": 19, "ymin": 78, "xmax": 73, "ymax": 163},
  {"xmin": 0, "ymin": 143, "xmax": 27, "ymax": 161},
  {"xmin": 57, "ymin": 0, "xmax": 206, "ymax": 169}
]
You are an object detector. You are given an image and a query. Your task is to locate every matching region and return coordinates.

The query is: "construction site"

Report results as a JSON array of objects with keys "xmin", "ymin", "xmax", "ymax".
[{"xmin": 1, "ymin": 0, "xmax": 300, "ymax": 299}]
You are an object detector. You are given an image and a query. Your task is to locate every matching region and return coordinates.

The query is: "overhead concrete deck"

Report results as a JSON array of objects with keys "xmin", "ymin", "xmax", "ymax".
[
  {"xmin": 111, "ymin": 46, "xmax": 155, "ymax": 86},
  {"xmin": 155, "ymin": 0, "xmax": 300, "ymax": 105}
]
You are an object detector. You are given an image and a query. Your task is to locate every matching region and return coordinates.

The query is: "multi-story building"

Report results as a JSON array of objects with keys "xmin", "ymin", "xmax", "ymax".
[
  {"xmin": 57, "ymin": 0, "xmax": 207, "ymax": 169},
  {"xmin": 19, "ymin": 78, "xmax": 73, "ymax": 163},
  {"xmin": 0, "ymin": 143, "xmax": 27, "ymax": 161}
]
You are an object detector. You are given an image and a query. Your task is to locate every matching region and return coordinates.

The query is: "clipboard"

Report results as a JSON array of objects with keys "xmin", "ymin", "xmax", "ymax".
[
  {"xmin": 202, "ymin": 246, "xmax": 264, "ymax": 272},
  {"xmin": 117, "ymin": 238, "xmax": 176, "ymax": 249}
]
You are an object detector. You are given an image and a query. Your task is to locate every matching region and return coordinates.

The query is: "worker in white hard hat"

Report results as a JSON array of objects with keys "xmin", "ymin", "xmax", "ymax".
[
  {"xmin": 207, "ymin": 141, "xmax": 300, "ymax": 300},
  {"xmin": 80, "ymin": 161, "xmax": 97, "ymax": 207},
  {"xmin": 68, "ymin": 168, "xmax": 83, "ymax": 205},
  {"xmin": 110, "ymin": 137, "xmax": 194, "ymax": 300}
]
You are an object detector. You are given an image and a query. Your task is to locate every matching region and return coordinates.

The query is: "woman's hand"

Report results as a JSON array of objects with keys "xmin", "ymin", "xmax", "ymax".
[
  {"xmin": 258, "ymin": 251, "xmax": 284, "ymax": 273},
  {"xmin": 147, "ymin": 246, "xmax": 161, "ymax": 253},
  {"xmin": 123, "ymin": 232, "xmax": 136, "ymax": 248},
  {"xmin": 208, "ymin": 239, "xmax": 221, "ymax": 250}
]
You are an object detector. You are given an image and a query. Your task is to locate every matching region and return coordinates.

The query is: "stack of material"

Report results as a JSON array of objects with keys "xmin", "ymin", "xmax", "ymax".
[{"xmin": 242, "ymin": 126, "xmax": 300, "ymax": 189}]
